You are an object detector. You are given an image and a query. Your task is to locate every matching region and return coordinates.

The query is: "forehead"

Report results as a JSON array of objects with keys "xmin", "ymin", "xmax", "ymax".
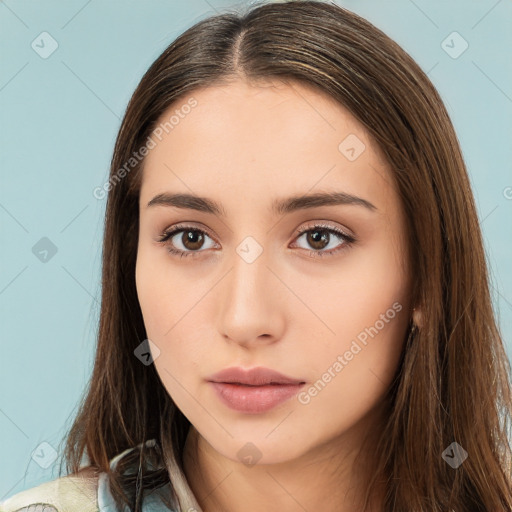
[{"xmin": 140, "ymin": 79, "xmax": 395, "ymax": 214}]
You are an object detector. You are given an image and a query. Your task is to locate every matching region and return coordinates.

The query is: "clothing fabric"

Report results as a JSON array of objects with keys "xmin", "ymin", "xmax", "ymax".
[{"xmin": 0, "ymin": 439, "xmax": 201, "ymax": 512}]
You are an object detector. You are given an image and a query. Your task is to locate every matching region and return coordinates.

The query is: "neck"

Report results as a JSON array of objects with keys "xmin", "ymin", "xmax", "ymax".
[{"xmin": 182, "ymin": 411, "xmax": 387, "ymax": 512}]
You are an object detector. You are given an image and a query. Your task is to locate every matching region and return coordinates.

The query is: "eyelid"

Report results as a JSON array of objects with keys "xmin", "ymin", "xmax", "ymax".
[
  {"xmin": 158, "ymin": 220, "xmax": 356, "ymax": 258},
  {"xmin": 159, "ymin": 220, "xmax": 353, "ymax": 241},
  {"xmin": 158, "ymin": 222, "xmax": 218, "ymax": 243},
  {"xmin": 292, "ymin": 221, "xmax": 355, "ymax": 240}
]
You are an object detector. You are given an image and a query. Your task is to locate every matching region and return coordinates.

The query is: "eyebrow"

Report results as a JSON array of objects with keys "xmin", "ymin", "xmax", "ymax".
[{"xmin": 146, "ymin": 191, "xmax": 377, "ymax": 216}]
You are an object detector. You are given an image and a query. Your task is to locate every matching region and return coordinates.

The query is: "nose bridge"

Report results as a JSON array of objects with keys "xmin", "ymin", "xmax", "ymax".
[
  {"xmin": 217, "ymin": 235, "xmax": 283, "ymax": 345},
  {"xmin": 227, "ymin": 237, "xmax": 271, "ymax": 310}
]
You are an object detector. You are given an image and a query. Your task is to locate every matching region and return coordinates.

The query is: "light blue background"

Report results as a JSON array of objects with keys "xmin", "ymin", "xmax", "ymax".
[{"xmin": 1, "ymin": 0, "xmax": 511, "ymax": 499}]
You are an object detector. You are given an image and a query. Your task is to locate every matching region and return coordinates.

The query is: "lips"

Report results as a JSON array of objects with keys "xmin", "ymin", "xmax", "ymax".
[
  {"xmin": 207, "ymin": 366, "xmax": 306, "ymax": 414},
  {"xmin": 207, "ymin": 366, "xmax": 305, "ymax": 386}
]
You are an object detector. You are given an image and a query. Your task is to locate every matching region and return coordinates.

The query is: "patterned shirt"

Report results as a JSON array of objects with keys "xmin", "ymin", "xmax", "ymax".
[{"xmin": 0, "ymin": 440, "xmax": 201, "ymax": 512}]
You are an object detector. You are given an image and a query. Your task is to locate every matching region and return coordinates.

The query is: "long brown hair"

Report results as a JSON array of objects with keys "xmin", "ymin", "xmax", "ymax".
[{"xmin": 60, "ymin": 1, "xmax": 512, "ymax": 510}]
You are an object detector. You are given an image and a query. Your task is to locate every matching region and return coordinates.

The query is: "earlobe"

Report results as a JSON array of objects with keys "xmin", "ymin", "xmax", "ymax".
[{"xmin": 412, "ymin": 307, "xmax": 423, "ymax": 329}]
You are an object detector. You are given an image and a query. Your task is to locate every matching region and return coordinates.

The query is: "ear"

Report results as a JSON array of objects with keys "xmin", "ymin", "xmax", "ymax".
[{"xmin": 412, "ymin": 307, "xmax": 423, "ymax": 329}]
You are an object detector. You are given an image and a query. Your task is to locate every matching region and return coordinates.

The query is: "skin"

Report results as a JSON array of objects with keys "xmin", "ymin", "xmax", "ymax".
[{"xmin": 135, "ymin": 79, "xmax": 420, "ymax": 512}]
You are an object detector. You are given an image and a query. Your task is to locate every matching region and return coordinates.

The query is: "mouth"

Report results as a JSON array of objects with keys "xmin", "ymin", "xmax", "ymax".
[
  {"xmin": 209, "ymin": 381, "xmax": 305, "ymax": 414},
  {"xmin": 207, "ymin": 366, "xmax": 306, "ymax": 414},
  {"xmin": 207, "ymin": 366, "xmax": 305, "ymax": 386}
]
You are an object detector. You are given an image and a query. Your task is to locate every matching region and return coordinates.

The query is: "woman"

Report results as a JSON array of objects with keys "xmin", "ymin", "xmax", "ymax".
[{"xmin": 2, "ymin": 1, "xmax": 511, "ymax": 511}]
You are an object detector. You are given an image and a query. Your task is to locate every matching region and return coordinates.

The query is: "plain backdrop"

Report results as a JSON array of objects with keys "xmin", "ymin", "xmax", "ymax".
[{"xmin": 1, "ymin": 0, "xmax": 511, "ymax": 499}]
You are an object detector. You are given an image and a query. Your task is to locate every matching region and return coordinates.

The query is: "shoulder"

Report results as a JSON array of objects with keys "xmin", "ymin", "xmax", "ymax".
[
  {"xmin": 0, "ymin": 439, "xmax": 189, "ymax": 512},
  {"xmin": 0, "ymin": 468, "xmax": 99, "ymax": 512}
]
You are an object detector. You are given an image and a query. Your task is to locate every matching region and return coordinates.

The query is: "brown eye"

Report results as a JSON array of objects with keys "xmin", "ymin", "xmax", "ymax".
[
  {"xmin": 305, "ymin": 229, "xmax": 331, "ymax": 250},
  {"xmin": 291, "ymin": 223, "xmax": 356, "ymax": 258},
  {"xmin": 158, "ymin": 225, "xmax": 217, "ymax": 258},
  {"xmin": 180, "ymin": 230, "xmax": 205, "ymax": 250},
  {"xmin": 158, "ymin": 222, "xmax": 356, "ymax": 260}
]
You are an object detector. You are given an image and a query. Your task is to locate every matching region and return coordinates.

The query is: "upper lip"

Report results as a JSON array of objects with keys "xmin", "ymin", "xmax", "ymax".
[{"xmin": 207, "ymin": 366, "xmax": 305, "ymax": 386}]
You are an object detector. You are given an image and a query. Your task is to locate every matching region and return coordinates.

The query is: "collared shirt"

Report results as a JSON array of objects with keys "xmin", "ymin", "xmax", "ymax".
[{"xmin": 0, "ymin": 440, "xmax": 201, "ymax": 512}]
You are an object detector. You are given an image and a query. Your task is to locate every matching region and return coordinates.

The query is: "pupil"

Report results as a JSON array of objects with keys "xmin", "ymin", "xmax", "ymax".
[
  {"xmin": 184, "ymin": 230, "xmax": 203, "ymax": 249},
  {"xmin": 308, "ymin": 229, "xmax": 329, "ymax": 249}
]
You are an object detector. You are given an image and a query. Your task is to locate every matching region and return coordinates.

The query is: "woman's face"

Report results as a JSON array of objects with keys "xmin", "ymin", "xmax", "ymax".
[{"xmin": 135, "ymin": 79, "xmax": 413, "ymax": 465}]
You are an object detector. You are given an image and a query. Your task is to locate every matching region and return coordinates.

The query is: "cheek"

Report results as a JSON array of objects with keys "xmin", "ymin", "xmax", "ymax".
[
  {"xmin": 294, "ymin": 280, "xmax": 408, "ymax": 434},
  {"xmin": 135, "ymin": 246, "xmax": 205, "ymax": 380},
  {"xmin": 135, "ymin": 245, "xmax": 185, "ymax": 352},
  {"xmin": 295, "ymin": 233, "xmax": 409, "ymax": 396},
  {"xmin": 299, "ymin": 238, "xmax": 408, "ymax": 344}
]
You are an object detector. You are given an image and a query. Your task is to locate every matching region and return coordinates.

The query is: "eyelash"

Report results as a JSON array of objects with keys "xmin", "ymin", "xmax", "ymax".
[{"xmin": 157, "ymin": 222, "xmax": 356, "ymax": 260}]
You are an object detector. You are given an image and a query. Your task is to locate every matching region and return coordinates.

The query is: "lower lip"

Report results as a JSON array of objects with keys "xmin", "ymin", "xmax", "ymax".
[{"xmin": 209, "ymin": 382, "xmax": 305, "ymax": 414}]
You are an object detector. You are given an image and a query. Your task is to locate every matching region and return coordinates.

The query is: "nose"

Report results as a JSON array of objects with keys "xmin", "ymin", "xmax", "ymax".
[{"xmin": 216, "ymin": 248, "xmax": 286, "ymax": 349}]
